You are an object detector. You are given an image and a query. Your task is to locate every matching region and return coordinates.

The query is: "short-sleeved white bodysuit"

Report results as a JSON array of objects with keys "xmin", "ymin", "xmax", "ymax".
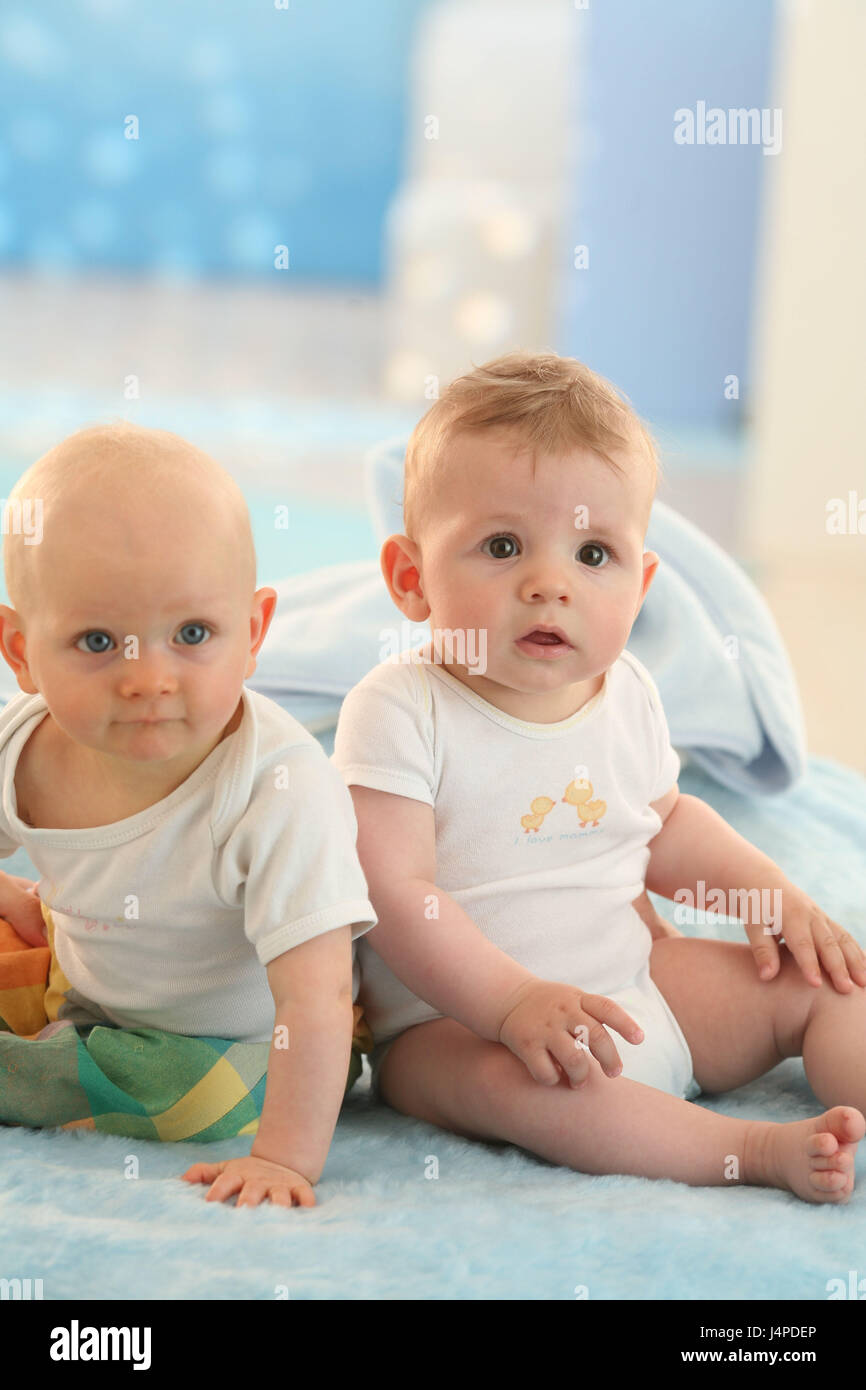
[
  {"xmin": 332, "ymin": 644, "xmax": 700, "ymax": 1101},
  {"xmin": 0, "ymin": 684, "xmax": 377, "ymax": 1042}
]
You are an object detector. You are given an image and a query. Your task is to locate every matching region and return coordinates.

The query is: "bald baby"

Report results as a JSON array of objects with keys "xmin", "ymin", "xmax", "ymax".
[
  {"xmin": 4, "ymin": 422, "xmax": 256, "ymax": 622},
  {"xmin": 0, "ymin": 420, "xmax": 275, "ymax": 799}
]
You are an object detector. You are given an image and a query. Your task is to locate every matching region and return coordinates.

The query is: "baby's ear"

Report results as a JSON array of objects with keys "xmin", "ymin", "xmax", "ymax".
[
  {"xmin": 0, "ymin": 606, "xmax": 38, "ymax": 692},
  {"xmin": 380, "ymin": 535, "xmax": 429, "ymax": 621},
  {"xmin": 248, "ymin": 588, "xmax": 278, "ymax": 660},
  {"xmin": 635, "ymin": 551, "xmax": 659, "ymax": 615}
]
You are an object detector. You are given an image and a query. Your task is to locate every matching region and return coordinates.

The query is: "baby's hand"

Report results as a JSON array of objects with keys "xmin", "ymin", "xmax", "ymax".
[
  {"xmin": 181, "ymin": 1156, "xmax": 315, "ymax": 1209},
  {"xmin": 0, "ymin": 874, "xmax": 47, "ymax": 947},
  {"xmin": 748, "ymin": 882, "xmax": 866, "ymax": 994},
  {"xmin": 498, "ymin": 979, "xmax": 644, "ymax": 1087}
]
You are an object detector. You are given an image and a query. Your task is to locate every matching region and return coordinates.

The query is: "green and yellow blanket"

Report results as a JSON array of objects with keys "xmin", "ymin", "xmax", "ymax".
[{"xmin": 0, "ymin": 907, "xmax": 371, "ymax": 1142}]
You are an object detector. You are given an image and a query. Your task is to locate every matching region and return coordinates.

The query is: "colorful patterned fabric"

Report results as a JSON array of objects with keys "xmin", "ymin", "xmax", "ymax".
[{"xmin": 0, "ymin": 909, "xmax": 372, "ymax": 1142}]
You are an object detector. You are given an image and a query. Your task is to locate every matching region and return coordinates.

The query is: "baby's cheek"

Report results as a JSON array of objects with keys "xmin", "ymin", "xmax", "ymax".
[
  {"xmin": 58, "ymin": 696, "xmax": 99, "ymax": 736},
  {"xmin": 611, "ymin": 587, "xmax": 642, "ymax": 636},
  {"xmin": 588, "ymin": 598, "xmax": 633, "ymax": 657}
]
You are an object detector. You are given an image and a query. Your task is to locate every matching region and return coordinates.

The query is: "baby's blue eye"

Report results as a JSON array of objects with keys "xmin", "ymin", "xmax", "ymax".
[
  {"xmin": 176, "ymin": 623, "xmax": 210, "ymax": 646},
  {"xmin": 578, "ymin": 543, "xmax": 610, "ymax": 568},
  {"xmin": 76, "ymin": 631, "xmax": 114, "ymax": 654}
]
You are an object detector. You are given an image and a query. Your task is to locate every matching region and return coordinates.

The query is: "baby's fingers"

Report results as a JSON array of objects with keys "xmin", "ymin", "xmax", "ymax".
[
  {"xmin": 547, "ymin": 1023, "xmax": 603, "ymax": 1087},
  {"xmin": 579, "ymin": 993, "xmax": 645, "ymax": 1046},
  {"xmin": 237, "ymin": 1179, "xmax": 315, "ymax": 1209},
  {"xmin": 181, "ymin": 1161, "xmax": 244, "ymax": 1203},
  {"xmin": 180, "ymin": 1162, "xmax": 246, "ymax": 1206},
  {"xmin": 518, "ymin": 1044, "xmax": 565, "ymax": 1087},
  {"xmin": 551, "ymin": 1011, "xmax": 631, "ymax": 1087},
  {"xmin": 181, "ymin": 1161, "xmax": 225, "ymax": 1184},
  {"xmin": 834, "ymin": 928, "xmax": 866, "ymax": 988},
  {"xmin": 812, "ymin": 917, "xmax": 866, "ymax": 993},
  {"xmin": 203, "ymin": 1170, "xmax": 246, "ymax": 1204},
  {"xmin": 545, "ymin": 995, "xmax": 646, "ymax": 1087},
  {"xmin": 744, "ymin": 922, "xmax": 783, "ymax": 982},
  {"xmin": 569, "ymin": 1017, "xmax": 624, "ymax": 1083},
  {"xmin": 774, "ymin": 926, "xmax": 823, "ymax": 989},
  {"xmin": 236, "ymin": 1181, "xmax": 270, "ymax": 1209}
]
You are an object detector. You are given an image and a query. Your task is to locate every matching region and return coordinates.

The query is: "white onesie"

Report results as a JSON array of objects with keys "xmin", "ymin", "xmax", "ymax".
[
  {"xmin": 332, "ymin": 644, "xmax": 701, "ymax": 1101},
  {"xmin": 0, "ymin": 684, "xmax": 377, "ymax": 1042}
]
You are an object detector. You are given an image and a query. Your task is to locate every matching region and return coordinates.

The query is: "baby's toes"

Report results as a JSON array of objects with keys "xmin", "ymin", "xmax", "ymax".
[
  {"xmin": 809, "ymin": 1168, "xmax": 851, "ymax": 1198},
  {"xmin": 806, "ymin": 1129, "xmax": 856, "ymax": 1198},
  {"xmin": 809, "ymin": 1148, "xmax": 853, "ymax": 1172},
  {"xmin": 806, "ymin": 1131, "xmax": 838, "ymax": 1159},
  {"xmin": 823, "ymin": 1105, "xmax": 866, "ymax": 1149}
]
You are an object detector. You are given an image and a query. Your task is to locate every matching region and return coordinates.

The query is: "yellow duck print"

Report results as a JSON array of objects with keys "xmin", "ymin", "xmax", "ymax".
[
  {"xmin": 561, "ymin": 778, "xmax": 607, "ymax": 828},
  {"xmin": 520, "ymin": 795, "xmax": 557, "ymax": 833}
]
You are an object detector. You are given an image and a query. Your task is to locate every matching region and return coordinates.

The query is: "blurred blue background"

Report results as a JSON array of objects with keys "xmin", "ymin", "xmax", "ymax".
[
  {"xmin": 0, "ymin": 0, "xmax": 430, "ymax": 281},
  {"xmin": 563, "ymin": 0, "xmax": 775, "ymax": 427},
  {"xmin": 0, "ymin": 0, "xmax": 785, "ymax": 606},
  {"xmin": 0, "ymin": 0, "xmax": 774, "ymax": 425}
]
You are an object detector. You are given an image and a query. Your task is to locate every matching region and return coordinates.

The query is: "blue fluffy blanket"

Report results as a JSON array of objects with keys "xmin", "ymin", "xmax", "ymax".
[{"xmin": 2, "ymin": 756, "xmax": 864, "ymax": 1300}]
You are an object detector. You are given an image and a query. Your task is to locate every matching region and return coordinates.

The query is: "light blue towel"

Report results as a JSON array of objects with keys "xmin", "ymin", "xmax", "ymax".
[{"xmin": 251, "ymin": 438, "xmax": 808, "ymax": 796}]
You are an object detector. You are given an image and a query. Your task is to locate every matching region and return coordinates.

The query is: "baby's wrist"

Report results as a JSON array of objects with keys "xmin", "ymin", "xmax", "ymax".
[
  {"xmin": 250, "ymin": 1148, "xmax": 317, "ymax": 1186},
  {"xmin": 250, "ymin": 1117, "xmax": 322, "ymax": 1182},
  {"xmin": 493, "ymin": 973, "xmax": 540, "ymax": 1040}
]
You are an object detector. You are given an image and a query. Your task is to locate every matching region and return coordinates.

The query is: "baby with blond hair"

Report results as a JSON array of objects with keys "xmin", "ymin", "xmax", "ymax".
[
  {"xmin": 334, "ymin": 351, "xmax": 866, "ymax": 1203},
  {"xmin": 0, "ymin": 422, "xmax": 376, "ymax": 1207}
]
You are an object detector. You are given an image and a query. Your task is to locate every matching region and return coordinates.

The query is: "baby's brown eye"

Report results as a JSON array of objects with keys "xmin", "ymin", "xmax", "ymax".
[
  {"xmin": 483, "ymin": 535, "xmax": 518, "ymax": 560},
  {"xmin": 578, "ymin": 543, "xmax": 609, "ymax": 568}
]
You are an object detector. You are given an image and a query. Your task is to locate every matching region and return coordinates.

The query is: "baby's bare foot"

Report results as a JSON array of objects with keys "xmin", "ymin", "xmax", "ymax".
[{"xmin": 747, "ymin": 1106, "xmax": 865, "ymax": 1204}]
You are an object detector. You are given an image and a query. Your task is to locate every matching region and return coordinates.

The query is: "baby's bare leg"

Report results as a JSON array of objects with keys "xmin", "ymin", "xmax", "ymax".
[
  {"xmin": 378, "ymin": 1016, "xmax": 863, "ymax": 1202},
  {"xmin": 648, "ymin": 935, "xmax": 866, "ymax": 1114}
]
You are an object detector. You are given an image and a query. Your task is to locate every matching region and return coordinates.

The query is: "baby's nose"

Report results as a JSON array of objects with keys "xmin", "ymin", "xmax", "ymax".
[
  {"xmin": 116, "ymin": 657, "xmax": 179, "ymax": 698},
  {"xmin": 521, "ymin": 569, "xmax": 571, "ymax": 602}
]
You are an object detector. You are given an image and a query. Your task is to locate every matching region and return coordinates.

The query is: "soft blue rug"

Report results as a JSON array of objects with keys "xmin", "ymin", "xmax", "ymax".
[{"xmin": 2, "ymin": 756, "xmax": 865, "ymax": 1300}]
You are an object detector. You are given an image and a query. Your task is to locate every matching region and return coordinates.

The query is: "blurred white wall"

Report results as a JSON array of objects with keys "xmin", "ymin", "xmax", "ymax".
[
  {"xmin": 382, "ymin": 0, "xmax": 572, "ymax": 400},
  {"xmin": 746, "ymin": 0, "xmax": 866, "ymax": 772}
]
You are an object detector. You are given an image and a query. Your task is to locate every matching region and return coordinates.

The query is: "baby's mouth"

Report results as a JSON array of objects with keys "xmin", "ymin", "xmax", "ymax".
[
  {"xmin": 518, "ymin": 627, "xmax": 573, "ymax": 647},
  {"xmin": 515, "ymin": 627, "xmax": 575, "ymax": 657}
]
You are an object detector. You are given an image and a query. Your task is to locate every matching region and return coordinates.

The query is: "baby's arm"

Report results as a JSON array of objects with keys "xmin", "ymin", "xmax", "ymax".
[
  {"xmin": 350, "ymin": 785, "xmax": 645, "ymax": 1087},
  {"xmin": 646, "ymin": 785, "xmax": 866, "ymax": 992},
  {"xmin": 0, "ymin": 870, "xmax": 47, "ymax": 945},
  {"xmin": 352, "ymin": 786, "xmax": 533, "ymax": 1040},
  {"xmin": 182, "ymin": 926, "xmax": 355, "ymax": 1208},
  {"xmin": 254, "ymin": 928, "xmax": 355, "ymax": 1173}
]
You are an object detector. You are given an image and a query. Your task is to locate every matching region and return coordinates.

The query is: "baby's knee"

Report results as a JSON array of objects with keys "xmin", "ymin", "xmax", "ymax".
[{"xmin": 772, "ymin": 949, "xmax": 839, "ymax": 1057}]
